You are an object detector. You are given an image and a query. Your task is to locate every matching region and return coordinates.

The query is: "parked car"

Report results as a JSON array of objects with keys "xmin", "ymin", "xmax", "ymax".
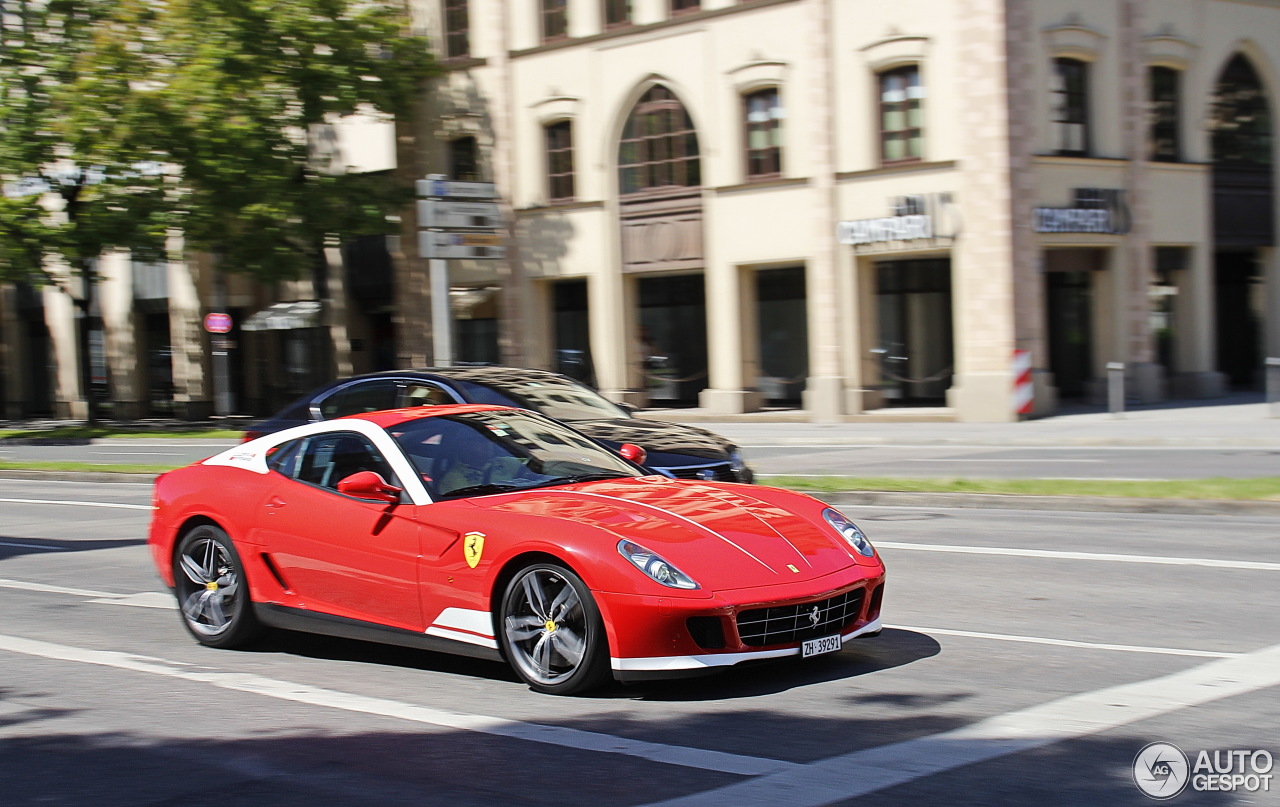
[
  {"xmin": 151, "ymin": 405, "xmax": 885, "ymax": 694},
  {"xmin": 243, "ymin": 366, "xmax": 754, "ymax": 482}
]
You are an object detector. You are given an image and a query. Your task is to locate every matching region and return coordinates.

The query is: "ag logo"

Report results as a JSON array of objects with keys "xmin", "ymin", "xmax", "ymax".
[
  {"xmin": 1133, "ymin": 742, "xmax": 1189, "ymax": 800},
  {"xmin": 462, "ymin": 531, "xmax": 485, "ymax": 569}
]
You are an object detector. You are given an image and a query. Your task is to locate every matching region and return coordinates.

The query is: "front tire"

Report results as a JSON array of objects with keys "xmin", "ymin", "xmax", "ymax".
[
  {"xmin": 499, "ymin": 562, "xmax": 609, "ymax": 695},
  {"xmin": 173, "ymin": 524, "xmax": 261, "ymax": 649}
]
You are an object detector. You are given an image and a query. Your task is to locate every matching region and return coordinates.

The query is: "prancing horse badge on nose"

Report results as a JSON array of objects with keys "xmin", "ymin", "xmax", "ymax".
[{"xmin": 463, "ymin": 531, "xmax": 485, "ymax": 569}]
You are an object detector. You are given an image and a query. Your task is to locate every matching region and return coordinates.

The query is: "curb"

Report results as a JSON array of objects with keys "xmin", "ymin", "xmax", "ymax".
[
  {"xmin": 817, "ymin": 490, "xmax": 1280, "ymax": 517},
  {"xmin": 3, "ymin": 469, "xmax": 1278, "ymax": 516}
]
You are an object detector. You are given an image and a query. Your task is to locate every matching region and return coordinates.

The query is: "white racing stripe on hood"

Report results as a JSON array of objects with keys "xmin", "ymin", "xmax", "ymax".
[
  {"xmin": 695, "ymin": 486, "xmax": 814, "ymax": 569},
  {"xmin": 563, "ymin": 490, "xmax": 778, "ymax": 575}
]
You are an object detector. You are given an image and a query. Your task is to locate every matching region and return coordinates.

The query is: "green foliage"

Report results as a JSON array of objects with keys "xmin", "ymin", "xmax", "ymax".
[
  {"xmin": 0, "ymin": 0, "xmax": 437, "ymax": 284},
  {"xmin": 0, "ymin": 0, "xmax": 171, "ymax": 283}
]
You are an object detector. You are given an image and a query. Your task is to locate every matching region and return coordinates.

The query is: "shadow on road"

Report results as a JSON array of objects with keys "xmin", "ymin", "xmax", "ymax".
[{"xmin": 0, "ymin": 535, "xmax": 143, "ymax": 561}]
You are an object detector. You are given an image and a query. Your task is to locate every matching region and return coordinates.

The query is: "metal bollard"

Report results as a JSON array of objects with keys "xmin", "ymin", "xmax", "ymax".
[
  {"xmin": 1107, "ymin": 362, "xmax": 1125, "ymax": 418},
  {"xmin": 1268, "ymin": 358, "xmax": 1280, "ymax": 419}
]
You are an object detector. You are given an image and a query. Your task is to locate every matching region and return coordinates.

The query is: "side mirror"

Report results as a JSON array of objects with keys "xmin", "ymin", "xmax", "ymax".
[
  {"xmin": 617, "ymin": 402, "xmax": 638, "ymax": 415},
  {"xmin": 337, "ymin": 471, "xmax": 403, "ymax": 504},
  {"xmin": 618, "ymin": 443, "xmax": 647, "ymax": 465}
]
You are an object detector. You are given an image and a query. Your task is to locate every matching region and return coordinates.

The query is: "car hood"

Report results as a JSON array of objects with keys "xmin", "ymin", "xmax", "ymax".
[
  {"xmin": 569, "ymin": 418, "xmax": 733, "ymax": 462},
  {"xmin": 478, "ymin": 478, "xmax": 860, "ymax": 591}
]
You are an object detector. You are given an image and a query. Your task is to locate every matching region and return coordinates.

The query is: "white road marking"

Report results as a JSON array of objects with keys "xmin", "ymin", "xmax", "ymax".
[
  {"xmin": 92, "ymin": 452, "xmax": 181, "ymax": 456},
  {"xmin": 0, "ymin": 633, "xmax": 797, "ymax": 777},
  {"xmin": 0, "ymin": 578, "xmax": 121, "ymax": 597},
  {"xmin": 87, "ymin": 592, "xmax": 174, "ymax": 609},
  {"xmin": 903, "ymin": 458, "xmax": 1100, "ymax": 463},
  {"xmin": 641, "ymin": 641, "xmax": 1280, "ymax": 807},
  {"xmin": 0, "ymin": 497, "xmax": 152, "ymax": 511},
  {"xmin": 889, "ymin": 625, "xmax": 1241, "ymax": 659},
  {"xmin": 874, "ymin": 541, "xmax": 1280, "ymax": 571}
]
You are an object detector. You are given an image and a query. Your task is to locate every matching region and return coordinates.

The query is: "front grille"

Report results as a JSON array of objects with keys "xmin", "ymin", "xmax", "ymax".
[
  {"xmin": 736, "ymin": 588, "xmax": 866, "ymax": 647},
  {"xmin": 659, "ymin": 462, "xmax": 738, "ymax": 482}
]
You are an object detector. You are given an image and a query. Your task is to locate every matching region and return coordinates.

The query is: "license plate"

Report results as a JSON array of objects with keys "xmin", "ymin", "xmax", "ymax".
[{"xmin": 801, "ymin": 634, "xmax": 841, "ymax": 658}]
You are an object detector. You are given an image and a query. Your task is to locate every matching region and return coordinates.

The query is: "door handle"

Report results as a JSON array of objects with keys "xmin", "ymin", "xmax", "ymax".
[{"xmin": 266, "ymin": 496, "xmax": 287, "ymax": 510}]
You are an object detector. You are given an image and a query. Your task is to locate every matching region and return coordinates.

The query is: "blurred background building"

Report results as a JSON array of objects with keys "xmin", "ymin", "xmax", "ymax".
[{"xmin": 1, "ymin": 0, "xmax": 1276, "ymax": 422}]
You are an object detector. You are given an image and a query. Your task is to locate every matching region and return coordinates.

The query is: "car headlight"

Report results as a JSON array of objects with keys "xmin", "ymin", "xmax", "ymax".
[
  {"xmin": 728, "ymin": 448, "xmax": 746, "ymax": 473},
  {"xmin": 823, "ymin": 508, "xmax": 876, "ymax": 557},
  {"xmin": 617, "ymin": 540, "xmax": 700, "ymax": 590}
]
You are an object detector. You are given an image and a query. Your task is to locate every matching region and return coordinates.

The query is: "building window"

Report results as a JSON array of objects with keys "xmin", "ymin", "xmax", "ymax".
[
  {"xmin": 1052, "ymin": 58, "xmax": 1089, "ymax": 155},
  {"xmin": 546, "ymin": 121, "xmax": 575, "ymax": 201},
  {"xmin": 450, "ymin": 136, "xmax": 479, "ymax": 180},
  {"xmin": 619, "ymin": 86, "xmax": 701, "ymax": 195},
  {"xmin": 671, "ymin": 0, "xmax": 700, "ymax": 14},
  {"xmin": 603, "ymin": 0, "xmax": 630, "ymax": 27},
  {"xmin": 744, "ymin": 88, "xmax": 782, "ymax": 179},
  {"xmin": 542, "ymin": 0, "xmax": 567, "ymax": 42},
  {"xmin": 1148, "ymin": 66, "xmax": 1181, "ymax": 162},
  {"xmin": 443, "ymin": 0, "xmax": 469, "ymax": 58},
  {"xmin": 1211, "ymin": 54, "xmax": 1272, "ymax": 166},
  {"xmin": 879, "ymin": 66, "xmax": 923, "ymax": 163}
]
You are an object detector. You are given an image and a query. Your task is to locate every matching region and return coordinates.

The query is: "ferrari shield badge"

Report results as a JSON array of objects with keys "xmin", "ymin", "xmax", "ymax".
[{"xmin": 463, "ymin": 531, "xmax": 486, "ymax": 569}]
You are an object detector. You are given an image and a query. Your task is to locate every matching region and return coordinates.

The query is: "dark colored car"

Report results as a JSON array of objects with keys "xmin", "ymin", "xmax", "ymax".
[{"xmin": 243, "ymin": 366, "xmax": 754, "ymax": 483}]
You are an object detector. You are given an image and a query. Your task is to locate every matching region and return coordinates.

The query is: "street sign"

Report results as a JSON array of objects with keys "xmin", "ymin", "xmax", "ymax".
[
  {"xmin": 419, "ymin": 230, "xmax": 507, "ymax": 260},
  {"xmin": 418, "ymin": 199, "xmax": 503, "ymax": 230},
  {"xmin": 204, "ymin": 312, "xmax": 232, "ymax": 334},
  {"xmin": 415, "ymin": 178, "xmax": 497, "ymax": 199}
]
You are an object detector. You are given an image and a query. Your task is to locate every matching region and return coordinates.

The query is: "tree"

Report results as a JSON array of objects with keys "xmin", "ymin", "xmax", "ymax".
[
  {"xmin": 1, "ymin": 0, "xmax": 437, "ymax": 417},
  {"xmin": 149, "ymin": 0, "xmax": 436, "ymax": 283},
  {"xmin": 1, "ymin": 0, "xmax": 172, "ymax": 419}
]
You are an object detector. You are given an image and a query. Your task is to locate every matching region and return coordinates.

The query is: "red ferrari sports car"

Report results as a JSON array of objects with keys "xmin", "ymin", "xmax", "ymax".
[{"xmin": 148, "ymin": 405, "xmax": 885, "ymax": 694}]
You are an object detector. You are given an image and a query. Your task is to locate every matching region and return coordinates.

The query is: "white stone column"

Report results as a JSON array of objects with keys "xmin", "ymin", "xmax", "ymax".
[
  {"xmin": 99, "ymin": 250, "xmax": 143, "ymax": 418},
  {"xmin": 324, "ymin": 240, "xmax": 353, "ymax": 378},
  {"xmin": 167, "ymin": 238, "xmax": 212, "ymax": 420},
  {"xmin": 43, "ymin": 285, "xmax": 85, "ymax": 420},
  {"xmin": 801, "ymin": 0, "xmax": 844, "ymax": 423},
  {"xmin": 699, "ymin": 261, "xmax": 761, "ymax": 414},
  {"xmin": 946, "ymin": 0, "xmax": 1018, "ymax": 422},
  {"xmin": 594, "ymin": 266, "xmax": 639, "ymax": 405}
]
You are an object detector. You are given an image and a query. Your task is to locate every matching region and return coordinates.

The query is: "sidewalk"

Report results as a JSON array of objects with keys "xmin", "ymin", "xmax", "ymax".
[{"xmin": 643, "ymin": 392, "xmax": 1280, "ymax": 448}]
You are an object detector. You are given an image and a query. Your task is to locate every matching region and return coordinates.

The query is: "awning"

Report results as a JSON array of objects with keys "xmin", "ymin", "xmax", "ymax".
[{"xmin": 241, "ymin": 300, "xmax": 323, "ymax": 332}]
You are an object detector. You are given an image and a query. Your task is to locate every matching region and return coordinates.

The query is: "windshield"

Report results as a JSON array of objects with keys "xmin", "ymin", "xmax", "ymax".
[
  {"xmin": 454, "ymin": 378, "xmax": 629, "ymax": 422},
  {"xmin": 389, "ymin": 410, "xmax": 640, "ymax": 500}
]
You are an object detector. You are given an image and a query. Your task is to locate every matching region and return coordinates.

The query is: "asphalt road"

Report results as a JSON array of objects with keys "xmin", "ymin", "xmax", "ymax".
[
  {"xmin": 4, "ymin": 438, "xmax": 1280, "ymax": 480},
  {"xmin": 1, "ymin": 478, "xmax": 1277, "ymax": 806}
]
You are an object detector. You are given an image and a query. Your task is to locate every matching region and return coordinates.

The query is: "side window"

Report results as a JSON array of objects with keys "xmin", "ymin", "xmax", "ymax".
[
  {"xmin": 266, "ymin": 439, "xmax": 303, "ymax": 476},
  {"xmin": 295, "ymin": 433, "xmax": 399, "ymax": 492},
  {"xmin": 453, "ymin": 379, "xmax": 521, "ymax": 407},
  {"xmin": 319, "ymin": 380, "xmax": 400, "ymax": 419},
  {"xmin": 402, "ymin": 383, "xmax": 456, "ymax": 407}
]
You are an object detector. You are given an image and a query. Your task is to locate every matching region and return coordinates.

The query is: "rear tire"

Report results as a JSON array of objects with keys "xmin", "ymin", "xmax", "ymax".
[
  {"xmin": 499, "ymin": 562, "xmax": 610, "ymax": 695},
  {"xmin": 173, "ymin": 524, "xmax": 261, "ymax": 649}
]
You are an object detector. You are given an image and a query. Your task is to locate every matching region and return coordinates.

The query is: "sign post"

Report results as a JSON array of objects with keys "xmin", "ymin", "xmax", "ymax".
[
  {"xmin": 204, "ymin": 312, "xmax": 233, "ymax": 416},
  {"xmin": 417, "ymin": 174, "xmax": 503, "ymax": 367}
]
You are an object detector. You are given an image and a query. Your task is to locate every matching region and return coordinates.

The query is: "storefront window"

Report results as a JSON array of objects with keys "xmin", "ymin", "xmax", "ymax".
[{"xmin": 875, "ymin": 259, "xmax": 953, "ymax": 404}]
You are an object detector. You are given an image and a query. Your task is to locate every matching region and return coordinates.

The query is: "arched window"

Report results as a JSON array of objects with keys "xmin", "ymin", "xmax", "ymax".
[
  {"xmin": 618, "ymin": 87, "xmax": 701, "ymax": 195},
  {"xmin": 1211, "ymin": 55, "xmax": 1272, "ymax": 166}
]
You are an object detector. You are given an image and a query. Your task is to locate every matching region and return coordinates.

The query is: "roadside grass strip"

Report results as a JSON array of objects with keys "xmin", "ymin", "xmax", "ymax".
[{"xmin": 763, "ymin": 474, "xmax": 1280, "ymax": 501}]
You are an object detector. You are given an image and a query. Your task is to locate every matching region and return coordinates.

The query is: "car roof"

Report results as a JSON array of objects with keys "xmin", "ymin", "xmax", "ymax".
[
  {"xmin": 342, "ymin": 366, "xmax": 576, "ymax": 388},
  {"xmin": 335, "ymin": 403, "xmax": 516, "ymax": 428}
]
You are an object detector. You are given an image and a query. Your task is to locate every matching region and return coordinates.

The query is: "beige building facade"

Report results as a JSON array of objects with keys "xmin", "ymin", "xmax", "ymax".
[
  {"xmin": 2, "ymin": 0, "xmax": 1276, "ymax": 424},
  {"xmin": 414, "ymin": 0, "xmax": 1279, "ymax": 422}
]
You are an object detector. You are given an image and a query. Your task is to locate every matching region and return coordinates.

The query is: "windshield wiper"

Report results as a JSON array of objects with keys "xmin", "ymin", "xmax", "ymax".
[
  {"xmin": 540, "ymin": 472, "xmax": 632, "ymax": 486},
  {"xmin": 439, "ymin": 483, "xmax": 526, "ymax": 499}
]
